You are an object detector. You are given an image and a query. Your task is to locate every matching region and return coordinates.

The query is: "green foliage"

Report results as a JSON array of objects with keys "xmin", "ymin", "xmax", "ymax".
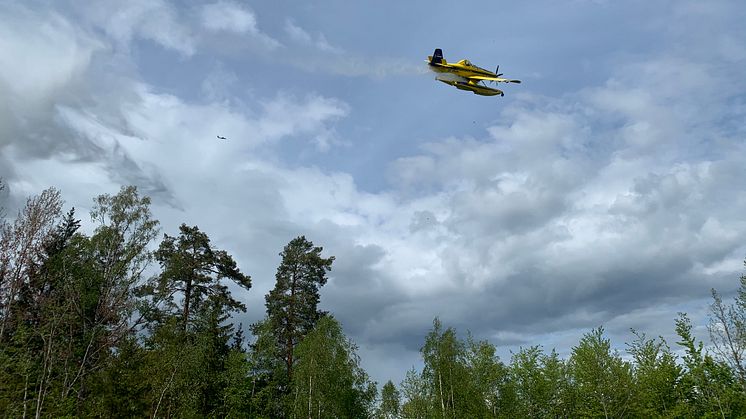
[
  {"xmin": 264, "ymin": 236, "xmax": 334, "ymax": 382},
  {"xmin": 0, "ymin": 187, "xmax": 63, "ymax": 342},
  {"xmin": 378, "ymin": 380, "xmax": 401, "ymax": 419},
  {"xmin": 1, "ymin": 186, "xmax": 161, "ymax": 416},
  {"xmin": 569, "ymin": 326, "xmax": 635, "ymax": 418},
  {"xmin": 400, "ymin": 367, "xmax": 430, "ymax": 419},
  {"xmin": 143, "ymin": 223, "xmax": 251, "ymax": 331},
  {"xmin": 136, "ymin": 223, "xmax": 252, "ymax": 418},
  {"xmin": 291, "ymin": 315, "xmax": 376, "ymax": 418},
  {"xmin": 421, "ymin": 317, "xmax": 469, "ymax": 418},
  {"xmin": 626, "ymin": 329, "xmax": 682, "ymax": 417},
  {"xmin": 675, "ymin": 313, "xmax": 746, "ymax": 418},
  {"xmin": 510, "ymin": 346, "xmax": 572, "ymax": 418},
  {"xmin": 417, "ymin": 319, "xmax": 513, "ymax": 418},
  {"xmin": 247, "ymin": 318, "xmax": 288, "ymax": 418},
  {"xmin": 222, "ymin": 348, "xmax": 253, "ymax": 418},
  {"xmin": 6, "ymin": 185, "xmax": 746, "ymax": 419},
  {"xmin": 463, "ymin": 334, "xmax": 507, "ymax": 418}
]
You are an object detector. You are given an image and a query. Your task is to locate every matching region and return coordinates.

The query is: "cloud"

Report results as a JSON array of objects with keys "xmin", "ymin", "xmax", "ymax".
[
  {"xmin": 0, "ymin": 6, "xmax": 102, "ymax": 106},
  {"xmin": 200, "ymin": 1, "xmax": 281, "ymax": 49},
  {"xmin": 201, "ymin": 1, "xmax": 257, "ymax": 34},
  {"xmin": 276, "ymin": 17, "xmax": 424, "ymax": 78},
  {"xmin": 284, "ymin": 19, "xmax": 342, "ymax": 54},
  {"xmin": 0, "ymin": 3, "xmax": 106, "ymax": 208},
  {"xmin": 366, "ymin": 48, "xmax": 746, "ymax": 352},
  {"xmin": 80, "ymin": 0, "xmax": 196, "ymax": 55},
  {"xmin": 2, "ymin": 0, "xmax": 746, "ymax": 389},
  {"xmin": 254, "ymin": 93, "xmax": 349, "ymax": 150}
]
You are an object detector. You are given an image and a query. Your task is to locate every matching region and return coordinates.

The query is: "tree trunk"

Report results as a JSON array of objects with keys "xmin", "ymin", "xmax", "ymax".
[
  {"xmin": 438, "ymin": 371, "xmax": 445, "ymax": 418},
  {"xmin": 308, "ymin": 374, "xmax": 312, "ymax": 419},
  {"xmin": 286, "ymin": 267, "xmax": 298, "ymax": 382},
  {"xmin": 183, "ymin": 278, "xmax": 192, "ymax": 332}
]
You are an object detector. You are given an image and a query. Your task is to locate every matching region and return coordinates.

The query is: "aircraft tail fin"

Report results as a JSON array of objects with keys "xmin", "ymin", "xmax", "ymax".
[{"xmin": 430, "ymin": 48, "xmax": 444, "ymax": 65}]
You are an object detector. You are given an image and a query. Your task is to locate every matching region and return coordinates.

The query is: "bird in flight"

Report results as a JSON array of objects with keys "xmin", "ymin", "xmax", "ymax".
[{"xmin": 217, "ymin": 135, "xmax": 227, "ymax": 140}]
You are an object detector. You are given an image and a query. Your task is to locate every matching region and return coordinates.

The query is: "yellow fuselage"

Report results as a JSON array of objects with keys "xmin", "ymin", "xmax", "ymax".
[
  {"xmin": 427, "ymin": 58, "xmax": 503, "ymax": 96},
  {"xmin": 428, "ymin": 59, "xmax": 497, "ymax": 79}
]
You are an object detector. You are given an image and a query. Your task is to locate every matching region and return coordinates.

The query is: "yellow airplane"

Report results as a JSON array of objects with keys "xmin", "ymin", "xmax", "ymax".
[{"xmin": 426, "ymin": 48, "xmax": 521, "ymax": 96}]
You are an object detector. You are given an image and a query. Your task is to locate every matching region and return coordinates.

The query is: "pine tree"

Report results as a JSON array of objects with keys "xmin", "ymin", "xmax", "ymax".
[
  {"xmin": 138, "ymin": 224, "xmax": 252, "ymax": 417},
  {"xmin": 262, "ymin": 236, "xmax": 334, "ymax": 383},
  {"xmin": 143, "ymin": 223, "xmax": 251, "ymax": 332}
]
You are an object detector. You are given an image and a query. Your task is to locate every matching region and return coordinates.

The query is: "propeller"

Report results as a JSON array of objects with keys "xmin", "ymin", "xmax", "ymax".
[{"xmin": 495, "ymin": 65, "xmax": 503, "ymax": 77}]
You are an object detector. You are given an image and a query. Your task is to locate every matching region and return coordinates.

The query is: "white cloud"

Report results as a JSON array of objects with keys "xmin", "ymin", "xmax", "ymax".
[
  {"xmin": 81, "ymin": 0, "xmax": 196, "ymax": 55},
  {"xmin": 277, "ymin": 18, "xmax": 424, "ymax": 78},
  {"xmin": 284, "ymin": 19, "xmax": 342, "ymax": 54},
  {"xmin": 200, "ymin": 1, "xmax": 281, "ymax": 49},
  {"xmin": 2, "ymin": 0, "xmax": 746, "ymax": 389},
  {"xmin": 254, "ymin": 93, "xmax": 349, "ymax": 150},
  {"xmin": 0, "ymin": 7, "xmax": 102, "ymax": 105},
  {"xmin": 201, "ymin": 1, "xmax": 258, "ymax": 34}
]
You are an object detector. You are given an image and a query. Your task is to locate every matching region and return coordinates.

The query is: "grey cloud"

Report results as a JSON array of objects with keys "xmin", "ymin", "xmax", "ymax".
[
  {"xmin": 3, "ymin": 0, "xmax": 746, "ymax": 390},
  {"xmin": 409, "ymin": 210, "xmax": 438, "ymax": 233}
]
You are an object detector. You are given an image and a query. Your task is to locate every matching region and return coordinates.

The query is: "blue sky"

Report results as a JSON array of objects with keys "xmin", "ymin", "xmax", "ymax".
[{"xmin": 2, "ymin": 0, "xmax": 746, "ymax": 386}]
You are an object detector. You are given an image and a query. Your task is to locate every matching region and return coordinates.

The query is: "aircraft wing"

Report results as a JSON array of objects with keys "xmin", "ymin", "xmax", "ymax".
[{"xmin": 468, "ymin": 75, "xmax": 521, "ymax": 84}]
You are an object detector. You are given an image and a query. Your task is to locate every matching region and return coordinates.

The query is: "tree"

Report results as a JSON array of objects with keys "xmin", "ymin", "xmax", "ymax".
[
  {"xmin": 421, "ymin": 318, "xmax": 471, "ymax": 418},
  {"xmin": 290, "ymin": 315, "xmax": 376, "ymax": 418},
  {"xmin": 569, "ymin": 326, "xmax": 634, "ymax": 419},
  {"xmin": 675, "ymin": 313, "xmax": 745, "ymax": 418},
  {"xmin": 0, "ymin": 186, "xmax": 160, "ymax": 416},
  {"xmin": 378, "ymin": 380, "xmax": 401, "ymax": 419},
  {"xmin": 246, "ymin": 318, "xmax": 287, "ymax": 418},
  {"xmin": 0, "ymin": 189, "xmax": 76, "ymax": 417},
  {"xmin": 85, "ymin": 185, "xmax": 160, "ymax": 343},
  {"xmin": 400, "ymin": 367, "xmax": 429, "ymax": 419},
  {"xmin": 463, "ymin": 334, "xmax": 506, "ymax": 418},
  {"xmin": 0, "ymin": 187, "xmax": 63, "ymax": 342},
  {"xmin": 221, "ymin": 346, "xmax": 253, "ymax": 418},
  {"xmin": 708, "ymin": 261, "xmax": 746, "ymax": 388},
  {"xmin": 144, "ymin": 223, "xmax": 251, "ymax": 332},
  {"xmin": 262, "ymin": 236, "xmax": 334, "ymax": 383},
  {"xmin": 626, "ymin": 329, "xmax": 682, "ymax": 416},
  {"xmin": 137, "ymin": 224, "xmax": 252, "ymax": 417},
  {"xmin": 510, "ymin": 346, "xmax": 573, "ymax": 418}
]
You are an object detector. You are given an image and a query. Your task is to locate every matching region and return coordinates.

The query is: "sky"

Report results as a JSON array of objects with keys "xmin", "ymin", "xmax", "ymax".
[{"xmin": 1, "ymin": 0, "xmax": 746, "ymax": 386}]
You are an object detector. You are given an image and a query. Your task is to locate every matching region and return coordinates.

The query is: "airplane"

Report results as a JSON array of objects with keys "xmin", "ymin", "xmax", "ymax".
[
  {"xmin": 426, "ymin": 48, "xmax": 521, "ymax": 96},
  {"xmin": 217, "ymin": 135, "xmax": 227, "ymax": 140}
]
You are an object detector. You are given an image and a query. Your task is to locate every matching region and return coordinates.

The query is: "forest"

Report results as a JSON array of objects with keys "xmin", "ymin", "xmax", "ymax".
[{"xmin": 2, "ymin": 183, "xmax": 746, "ymax": 418}]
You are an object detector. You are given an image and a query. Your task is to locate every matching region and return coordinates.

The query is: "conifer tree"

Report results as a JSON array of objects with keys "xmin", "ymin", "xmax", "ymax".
[
  {"xmin": 138, "ymin": 224, "xmax": 252, "ymax": 417},
  {"xmin": 262, "ymin": 236, "xmax": 334, "ymax": 383},
  {"xmin": 379, "ymin": 380, "xmax": 401, "ymax": 419},
  {"xmin": 145, "ymin": 223, "xmax": 251, "ymax": 332}
]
